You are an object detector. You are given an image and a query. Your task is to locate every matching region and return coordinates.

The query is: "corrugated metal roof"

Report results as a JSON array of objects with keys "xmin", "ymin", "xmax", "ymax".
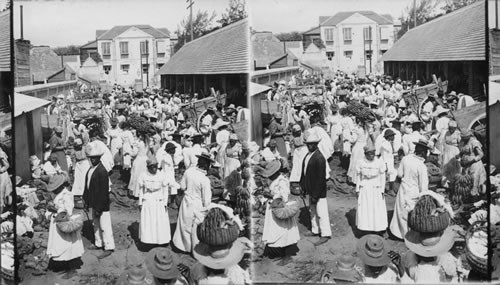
[
  {"xmin": 0, "ymin": 9, "xmax": 10, "ymax": 72},
  {"xmin": 14, "ymin": 93, "xmax": 50, "ymax": 117},
  {"xmin": 382, "ymin": 1, "xmax": 485, "ymax": 62},
  {"xmin": 157, "ymin": 19, "xmax": 249, "ymax": 75},
  {"xmin": 252, "ymin": 32, "xmax": 287, "ymax": 68},
  {"xmin": 30, "ymin": 46, "xmax": 64, "ymax": 82},
  {"xmin": 97, "ymin": 25, "xmax": 169, "ymax": 40},
  {"xmin": 321, "ymin": 11, "xmax": 393, "ymax": 26}
]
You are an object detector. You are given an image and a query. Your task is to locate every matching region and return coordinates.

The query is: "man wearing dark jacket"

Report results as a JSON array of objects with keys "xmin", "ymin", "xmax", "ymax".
[
  {"xmin": 300, "ymin": 132, "xmax": 331, "ymax": 246},
  {"xmin": 83, "ymin": 141, "xmax": 115, "ymax": 259}
]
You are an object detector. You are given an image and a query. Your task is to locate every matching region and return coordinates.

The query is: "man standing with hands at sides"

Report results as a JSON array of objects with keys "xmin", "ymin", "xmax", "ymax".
[
  {"xmin": 300, "ymin": 132, "xmax": 332, "ymax": 246},
  {"xmin": 83, "ymin": 141, "xmax": 115, "ymax": 259}
]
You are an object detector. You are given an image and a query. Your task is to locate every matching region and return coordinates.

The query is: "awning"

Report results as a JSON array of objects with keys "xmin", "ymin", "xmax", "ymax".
[
  {"xmin": 250, "ymin": 82, "xmax": 271, "ymax": 97},
  {"xmin": 15, "ymin": 93, "xmax": 51, "ymax": 117}
]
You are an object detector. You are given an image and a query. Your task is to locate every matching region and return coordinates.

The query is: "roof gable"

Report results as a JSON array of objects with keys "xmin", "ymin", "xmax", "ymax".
[
  {"xmin": 157, "ymin": 19, "xmax": 249, "ymax": 75},
  {"xmin": 98, "ymin": 25, "xmax": 169, "ymax": 40},
  {"xmin": 30, "ymin": 46, "xmax": 65, "ymax": 82},
  {"xmin": 116, "ymin": 26, "xmax": 154, "ymax": 39},
  {"xmin": 321, "ymin": 11, "xmax": 393, "ymax": 26},
  {"xmin": 339, "ymin": 12, "xmax": 377, "ymax": 25},
  {"xmin": 382, "ymin": 1, "xmax": 485, "ymax": 62},
  {"xmin": 252, "ymin": 32, "xmax": 287, "ymax": 68}
]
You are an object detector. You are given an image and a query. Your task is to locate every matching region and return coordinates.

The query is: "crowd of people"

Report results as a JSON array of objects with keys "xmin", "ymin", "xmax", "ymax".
[
  {"xmin": 251, "ymin": 71, "xmax": 489, "ymax": 283},
  {"xmin": 14, "ymin": 84, "xmax": 253, "ymax": 284}
]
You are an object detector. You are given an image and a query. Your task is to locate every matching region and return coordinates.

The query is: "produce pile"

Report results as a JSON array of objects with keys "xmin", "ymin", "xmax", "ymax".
[
  {"xmin": 126, "ymin": 114, "xmax": 155, "ymax": 136},
  {"xmin": 17, "ymin": 233, "xmax": 50, "ymax": 275},
  {"xmin": 294, "ymin": 94, "xmax": 324, "ymax": 106},
  {"xmin": 1, "ymin": 213, "xmax": 15, "ymax": 282},
  {"xmin": 345, "ymin": 101, "xmax": 375, "ymax": 122}
]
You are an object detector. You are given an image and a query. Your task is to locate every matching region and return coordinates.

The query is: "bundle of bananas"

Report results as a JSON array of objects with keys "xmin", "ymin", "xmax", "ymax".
[{"xmin": 451, "ymin": 173, "xmax": 473, "ymax": 205}]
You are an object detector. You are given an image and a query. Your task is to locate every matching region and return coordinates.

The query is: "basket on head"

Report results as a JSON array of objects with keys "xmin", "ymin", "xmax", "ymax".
[
  {"xmin": 408, "ymin": 195, "xmax": 450, "ymax": 233},
  {"xmin": 197, "ymin": 208, "xmax": 240, "ymax": 247}
]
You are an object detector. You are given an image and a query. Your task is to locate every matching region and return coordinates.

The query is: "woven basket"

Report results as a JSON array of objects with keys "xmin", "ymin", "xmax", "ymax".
[
  {"xmin": 56, "ymin": 214, "xmax": 84, "ymax": 234},
  {"xmin": 272, "ymin": 201, "xmax": 300, "ymax": 220},
  {"xmin": 465, "ymin": 221, "xmax": 488, "ymax": 276},
  {"xmin": 408, "ymin": 210, "xmax": 450, "ymax": 233}
]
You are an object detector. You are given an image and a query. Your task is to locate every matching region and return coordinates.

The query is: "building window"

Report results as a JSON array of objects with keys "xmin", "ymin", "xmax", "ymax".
[
  {"xmin": 343, "ymin": 28, "xmax": 352, "ymax": 44},
  {"xmin": 365, "ymin": 50, "xmax": 373, "ymax": 60},
  {"xmin": 121, "ymin": 64, "xmax": 130, "ymax": 74},
  {"xmin": 157, "ymin": 63, "xmax": 164, "ymax": 70},
  {"xmin": 140, "ymin": 41, "xmax": 149, "ymax": 55},
  {"xmin": 344, "ymin": 50, "xmax": 353, "ymax": 59},
  {"xmin": 326, "ymin": 51, "xmax": 334, "ymax": 60},
  {"xmin": 142, "ymin": 64, "xmax": 149, "ymax": 73},
  {"xmin": 324, "ymin": 28, "xmax": 334, "ymax": 46},
  {"xmin": 156, "ymin": 40, "xmax": 166, "ymax": 57},
  {"xmin": 363, "ymin": 27, "xmax": 373, "ymax": 41},
  {"xmin": 103, "ymin": 65, "xmax": 111, "ymax": 75},
  {"xmin": 380, "ymin": 49, "xmax": 387, "ymax": 55},
  {"xmin": 101, "ymin": 42, "xmax": 111, "ymax": 58},
  {"xmin": 120, "ymin": 42, "xmax": 129, "ymax": 58}
]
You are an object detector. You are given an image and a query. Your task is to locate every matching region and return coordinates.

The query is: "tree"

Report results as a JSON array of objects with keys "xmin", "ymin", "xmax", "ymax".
[
  {"xmin": 53, "ymin": 45, "xmax": 81, "ymax": 56},
  {"xmin": 441, "ymin": 0, "xmax": 482, "ymax": 13},
  {"xmin": 174, "ymin": 10, "xmax": 217, "ymax": 53},
  {"xmin": 397, "ymin": 0, "xmax": 441, "ymax": 39},
  {"xmin": 275, "ymin": 31, "xmax": 303, "ymax": 41},
  {"xmin": 218, "ymin": 0, "xmax": 247, "ymax": 27}
]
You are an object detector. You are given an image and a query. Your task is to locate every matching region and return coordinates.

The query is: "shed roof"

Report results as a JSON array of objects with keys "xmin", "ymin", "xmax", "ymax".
[
  {"xmin": 252, "ymin": 31, "xmax": 287, "ymax": 69},
  {"xmin": 157, "ymin": 19, "xmax": 249, "ymax": 75},
  {"xmin": 14, "ymin": 93, "xmax": 50, "ymax": 117},
  {"xmin": 319, "ymin": 11, "xmax": 393, "ymax": 26},
  {"xmin": 250, "ymin": 82, "xmax": 271, "ymax": 96},
  {"xmin": 382, "ymin": 1, "xmax": 485, "ymax": 62},
  {"xmin": 0, "ymin": 9, "xmax": 10, "ymax": 72},
  {"xmin": 97, "ymin": 25, "xmax": 169, "ymax": 40}
]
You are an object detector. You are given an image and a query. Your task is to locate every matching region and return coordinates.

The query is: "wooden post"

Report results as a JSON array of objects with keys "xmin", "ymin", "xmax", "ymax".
[{"xmin": 468, "ymin": 62, "xmax": 473, "ymax": 95}]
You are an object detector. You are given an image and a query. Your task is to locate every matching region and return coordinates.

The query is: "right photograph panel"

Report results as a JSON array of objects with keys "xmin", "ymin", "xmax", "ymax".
[{"xmin": 249, "ymin": 0, "xmax": 489, "ymax": 283}]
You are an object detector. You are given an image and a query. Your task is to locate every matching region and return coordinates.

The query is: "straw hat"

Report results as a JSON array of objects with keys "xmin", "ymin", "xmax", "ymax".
[
  {"xmin": 145, "ymin": 248, "xmax": 180, "ymax": 280},
  {"xmin": 229, "ymin": 134, "xmax": 239, "ymax": 141},
  {"xmin": 357, "ymin": 234, "xmax": 391, "ymax": 267},
  {"xmin": 193, "ymin": 237, "xmax": 248, "ymax": 270},
  {"xmin": 448, "ymin": 120, "xmax": 458, "ymax": 128},
  {"xmin": 433, "ymin": 105, "xmax": 449, "ymax": 116},
  {"xmin": 196, "ymin": 153, "xmax": 215, "ymax": 164},
  {"xmin": 413, "ymin": 138, "xmax": 431, "ymax": 149},
  {"xmin": 164, "ymin": 142, "xmax": 176, "ymax": 151},
  {"xmin": 47, "ymin": 173, "xmax": 68, "ymax": 192},
  {"xmin": 404, "ymin": 226, "xmax": 457, "ymax": 257},
  {"xmin": 261, "ymin": 160, "xmax": 281, "ymax": 178},
  {"xmin": 55, "ymin": 126, "xmax": 63, "ymax": 133},
  {"xmin": 363, "ymin": 143, "xmax": 376, "ymax": 153},
  {"xmin": 146, "ymin": 157, "xmax": 158, "ymax": 167},
  {"xmin": 304, "ymin": 132, "xmax": 321, "ymax": 144},
  {"xmin": 30, "ymin": 155, "xmax": 41, "ymax": 167},
  {"xmin": 292, "ymin": 124, "xmax": 302, "ymax": 132},
  {"xmin": 213, "ymin": 119, "xmax": 230, "ymax": 130},
  {"xmin": 384, "ymin": 129, "xmax": 395, "ymax": 139}
]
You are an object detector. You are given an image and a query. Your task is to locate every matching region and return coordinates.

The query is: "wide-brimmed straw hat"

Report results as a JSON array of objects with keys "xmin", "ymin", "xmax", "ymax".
[
  {"xmin": 85, "ymin": 141, "xmax": 104, "ymax": 157},
  {"xmin": 213, "ymin": 119, "xmax": 230, "ymax": 130},
  {"xmin": 413, "ymin": 138, "xmax": 431, "ymax": 149},
  {"xmin": 164, "ymin": 142, "xmax": 176, "ymax": 151},
  {"xmin": 357, "ymin": 234, "xmax": 391, "ymax": 267},
  {"xmin": 196, "ymin": 153, "xmax": 215, "ymax": 164},
  {"xmin": 145, "ymin": 248, "xmax": 180, "ymax": 280},
  {"xmin": 329, "ymin": 255, "xmax": 361, "ymax": 282},
  {"xmin": 261, "ymin": 160, "xmax": 281, "ymax": 178},
  {"xmin": 146, "ymin": 157, "xmax": 158, "ymax": 167},
  {"xmin": 193, "ymin": 237, "xmax": 248, "ymax": 270},
  {"xmin": 405, "ymin": 226, "xmax": 457, "ymax": 257},
  {"xmin": 384, "ymin": 129, "xmax": 396, "ymax": 139},
  {"xmin": 47, "ymin": 173, "xmax": 68, "ymax": 192}
]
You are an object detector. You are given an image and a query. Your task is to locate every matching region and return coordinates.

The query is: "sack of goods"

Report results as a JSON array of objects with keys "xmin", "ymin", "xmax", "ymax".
[
  {"xmin": 197, "ymin": 208, "xmax": 240, "ymax": 247},
  {"xmin": 465, "ymin": 221, "xmax": 488, "ymax": 275},
  {"xmin": 408, "ymin": 195, "xmax": 450, "ymax": 233},
  {"xmin": 54, "ymin": 212, "xmax": 84, "ymax": 234},
  {"xmin": 271, "ymin": 198, "xmax": 300, "ymax": 220}
]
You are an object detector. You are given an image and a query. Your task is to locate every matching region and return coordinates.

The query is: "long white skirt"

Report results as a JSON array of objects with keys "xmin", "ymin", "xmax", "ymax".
[
  {"xmin": 72, "ymin": 160, "xmax": 90, "ymax": 196},
  {"xmin": 262, "ymin": 202, "xmax": 300, "ymax": 248},
  {"xmin": 172, "ymin": 196, "xmax": 204, "ymax": 253},
  {"xmin": 46, "ymin": 215, "xmax": 84, "ymax": 261},
  {"xmin": 356, "ymin": 185, "xmax": 388, "ymax": 231},
  {"xmin": 140, "ymin": 199, "xmax": 171, "ymax": 244},
  {"xmin": 389, "ymin": 182, "xmax": 420, "ymax": 239},
  {"xmin": 129, "ymin": 155, "xmax": 148, "ymax": 197}
]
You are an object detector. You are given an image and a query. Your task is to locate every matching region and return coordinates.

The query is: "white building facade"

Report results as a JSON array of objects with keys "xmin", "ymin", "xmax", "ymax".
[
  {"xmin": 96, "ymin": 25, "xmax": 171, "ymax": 88},
  {"xmin": 318, "ymin": 11, "xmax": 396, "ymax": 74}
]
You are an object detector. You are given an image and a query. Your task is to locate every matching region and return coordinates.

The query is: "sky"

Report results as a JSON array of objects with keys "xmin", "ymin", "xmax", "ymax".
[
  {"xmin": 248, "ymin": 0, "xmax": 412, "ymax": 33},
  {"xmin": 13, "ymin": 0, "xmax": 230, "ymax": 47}
]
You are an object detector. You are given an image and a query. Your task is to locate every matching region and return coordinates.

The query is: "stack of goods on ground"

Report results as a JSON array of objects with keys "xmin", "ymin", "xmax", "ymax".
[{"xmin": 1, "ymin": 211, "xmax": 15, "ymax": 283}]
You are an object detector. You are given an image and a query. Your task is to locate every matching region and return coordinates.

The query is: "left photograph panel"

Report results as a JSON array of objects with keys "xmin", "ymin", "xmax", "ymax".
[
  {"xmin": 12, "ymin": 0, "xmax": 251, "ymax": 284},
  {"xmin": 0, "ymin": 0, "xmax": 14, "ymax": 283}
]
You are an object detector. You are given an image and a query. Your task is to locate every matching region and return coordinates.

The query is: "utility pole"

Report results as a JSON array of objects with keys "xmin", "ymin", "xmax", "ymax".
[
  {"xmin": 496, "ymin": 0, "xmax": 499, "ymax": 29},
  {"xmin": 369, "ymin": 26, "xmax": 372, "ymax": 73},
  {"xmin": 187, "ymin": 0, "xmax": 194, "ymax": 42},
  {"xmin": 414, "ymin": 0, "xmax": 417, "ymax": 28}
]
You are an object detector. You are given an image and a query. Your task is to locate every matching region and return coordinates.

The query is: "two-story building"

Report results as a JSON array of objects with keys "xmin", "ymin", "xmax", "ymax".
[
  {"xmin": 95, "ymin": 25, "xmax": 171, "ymax": 89},
  {"xmin": 307, "ymin": 11, "xmax": 397, "ymax": 74}
]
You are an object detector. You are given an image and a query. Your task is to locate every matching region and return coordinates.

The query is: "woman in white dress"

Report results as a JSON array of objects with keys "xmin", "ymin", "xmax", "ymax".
[
  {"xmin": 355, "ymin": 145, "xmax": 387, "ymax": 232},
  {"xmin": 138, "ymin": 158, "xmax": 177, "ymax": 245},
  {"xmin": 106, "ymin": 117, "xmax": 123, "ymax": 167},
  {"xmin": 70, "ymin": 138, "xmax": 90, "ymax": 197},
  {"xmin": 223, "ymin": 134, "xmax": 242, "ymax": 179},
  {"xmin": 0, "ymin": 145, "xmax": 11, "ymax": 212},
  {"xmin": 347, "ymin": 119, "xmax": 370, "ymax": 183},
  {"xmin": 128, "ymin": 135, "xmax": 149, "ymax": 198},
  {"xmin": 46, "ymin": 173, "xmax": 84, "ymax": 279},
  {"xmin": 120, "ymin": 122, "xmax": 135, "ymax": 182},
  {"xmin": 261, "ymin": 161, "xmax": 300, "ymax": 266}
]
